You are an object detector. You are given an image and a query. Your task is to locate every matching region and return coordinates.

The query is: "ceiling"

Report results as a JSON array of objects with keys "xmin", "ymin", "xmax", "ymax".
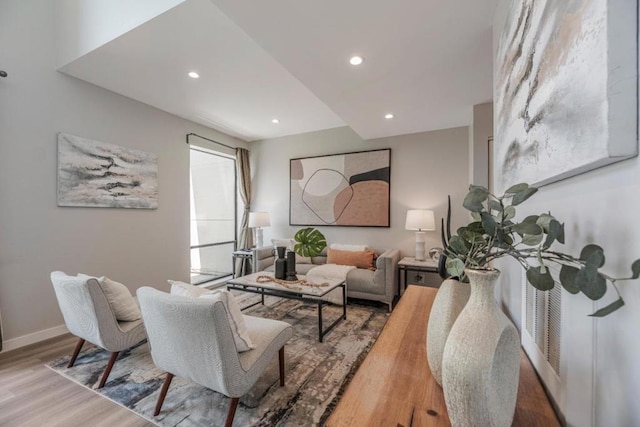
[{"xmin": 59, "ymin": 0, "xmax": 496, "ymax": 142}]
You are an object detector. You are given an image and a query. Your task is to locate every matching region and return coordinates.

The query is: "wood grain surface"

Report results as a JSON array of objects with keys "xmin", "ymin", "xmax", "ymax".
[
  {"xmin": 327, "ymin": 285, "xmax": 560, "ymax": 427},
  {"xmin": 0, "ymin": 334, "xmax": 151, "ymax": 426}
]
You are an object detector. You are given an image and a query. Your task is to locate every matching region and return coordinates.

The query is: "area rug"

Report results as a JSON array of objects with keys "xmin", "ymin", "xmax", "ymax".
[{"xmin": 47, "ymin": 295, "xmax": 388, "ymax": 426}]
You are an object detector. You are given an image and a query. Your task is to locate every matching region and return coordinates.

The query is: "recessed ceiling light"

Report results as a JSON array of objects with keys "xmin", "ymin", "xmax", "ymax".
[
  {"xmin": 188, "ymin": 71, "xmax": 200, "ymax": 79},
  {"xmin": 385, "ymin": 113, "xmax": 394, "ymax": 119},
  {"xmin": 272, "ymin": 118, "xmax": 280, "ymax": 124},
  {"xmin": 349, "ymin": 56, "xmax": 364, "ymax": 66}
]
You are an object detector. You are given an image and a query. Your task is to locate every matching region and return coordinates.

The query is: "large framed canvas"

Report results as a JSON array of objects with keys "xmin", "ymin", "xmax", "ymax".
[
  {"xmin": 57, "ymin": 133, "xmax": 158, "ymax": 209},
  {"xmin": 290, "ymin": 149, "xmax": 390, "ymax": 227},
  {"xmin": 494, "ymin": 0, "xmax": 637, "ymax": 192}
]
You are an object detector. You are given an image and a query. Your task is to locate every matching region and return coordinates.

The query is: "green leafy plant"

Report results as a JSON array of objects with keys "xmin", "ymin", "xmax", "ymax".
[
  {"xmin": 444, "ymin": 183, "xmax": 640, "ymax": 317},
  {"xmin": 293, "ymin": 227, "xmax": 327, "ymax": 257}
]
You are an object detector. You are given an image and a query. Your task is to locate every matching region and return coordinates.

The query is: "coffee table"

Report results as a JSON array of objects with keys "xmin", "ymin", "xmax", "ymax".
[{"xmin": 227, "ymin": 272, "xmax": 346, "ymax": 342}]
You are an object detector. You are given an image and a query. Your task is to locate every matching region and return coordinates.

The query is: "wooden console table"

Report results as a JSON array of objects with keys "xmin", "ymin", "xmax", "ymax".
[{"xmin": 327, "ymin": 285, "xmax": 560, "ymax": 427}]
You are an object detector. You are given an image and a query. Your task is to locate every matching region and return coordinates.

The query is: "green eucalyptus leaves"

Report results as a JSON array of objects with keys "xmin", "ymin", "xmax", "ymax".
[
  {"xmin": 445, "ymin": 183, "xmax": 640, "ymax": 316},
  {"xmin": 293, "ymin": 227, "xmax": 327, "ymax": 257}
]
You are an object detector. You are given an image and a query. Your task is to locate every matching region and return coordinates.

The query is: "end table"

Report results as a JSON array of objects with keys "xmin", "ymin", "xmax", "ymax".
[
  {"xmin": 398, "ymin": 257, "xmax": 442, "ymax": 294},
  {"xmin": 232, "ymin": 249, "xmax": 253, "ymax": 278}
]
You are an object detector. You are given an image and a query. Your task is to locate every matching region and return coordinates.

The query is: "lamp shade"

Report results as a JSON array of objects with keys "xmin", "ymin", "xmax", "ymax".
[
  {"xmin": 248, "ymin": 211, "xmax": 270, "ymax": 228},
  {"xmin": 405, "ymin": 209, "xmax": 436, "ymax": 231}
]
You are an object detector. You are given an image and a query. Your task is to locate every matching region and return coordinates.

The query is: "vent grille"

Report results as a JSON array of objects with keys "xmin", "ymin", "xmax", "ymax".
[
  {"xmin": 523, "ymin": 280, "xmax": 562, "ymax": 377},
  {"xmin": 534, "ymin": 289, "xmax": 545, "ymax": 349},
  {"xmin": 525, "ymin": 283, "xmax": 535, "ymax": 337},
  {"xmin": 547, "ymin": 284, "xmax": 562, "ymax": 373}
]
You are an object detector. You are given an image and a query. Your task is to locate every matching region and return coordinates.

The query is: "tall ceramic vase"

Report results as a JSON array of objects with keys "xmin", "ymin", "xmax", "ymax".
[
  {"xmin": 426, "ymin": 278, "xmax": 471, "ymax": 386},
  {"xmin": 442, "ymin": 268, "xmax": 520, "ymax": 427}
]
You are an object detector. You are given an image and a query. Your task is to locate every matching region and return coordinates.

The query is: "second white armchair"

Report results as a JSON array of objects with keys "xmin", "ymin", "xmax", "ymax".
[{"xmin": 137, "ymin": 287, "xmax": 293, "ymax": 427}]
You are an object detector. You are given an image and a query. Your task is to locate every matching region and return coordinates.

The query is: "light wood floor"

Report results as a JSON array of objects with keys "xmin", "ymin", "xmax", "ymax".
[{"xmin": 0, "ymin": 334, "xmax": 153, "ymax": 427}]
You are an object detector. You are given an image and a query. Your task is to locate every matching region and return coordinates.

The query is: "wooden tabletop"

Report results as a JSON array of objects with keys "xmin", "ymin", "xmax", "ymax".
[{"xmin": 326, "ymin": 285, "xmax": 560, "ymax": 427}]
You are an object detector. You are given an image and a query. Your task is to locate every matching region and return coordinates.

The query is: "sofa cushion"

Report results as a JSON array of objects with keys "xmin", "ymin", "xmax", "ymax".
[
  {"xmin": 327, "ymin": 248, "xmax": 376, "ymax": 270},
  {"xmin": 311, "ymin": 246, "xmax": 328, "ymax": 265},
  {"xmin": 330, "ymin": 243, "xmax": 369, "ymax": 252},
  {"xmin": 346, "ymin": 268, "xmax": 384, "ymax": 295},
  {"xmin": 297, "ymin": 263, "xmax": 323, "ymax": 275}
]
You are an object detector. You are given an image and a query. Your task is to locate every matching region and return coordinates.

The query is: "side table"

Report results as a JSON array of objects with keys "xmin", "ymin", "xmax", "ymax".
[
  {"xmin": 232, "ymin": 249, "xmax": 253, "ymax": 278},
  {"xmin": 398, "ymin": 257, "xmax": 441, "ymax": 294}
]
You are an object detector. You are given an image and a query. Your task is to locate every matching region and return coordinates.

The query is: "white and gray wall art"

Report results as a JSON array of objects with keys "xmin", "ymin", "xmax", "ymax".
[
  {"xmin": 57, "ymin": 133, "xmax": 158, "ymax": 209},
  {"xmin": 494, "ymin": 0, "xmax": 637, "ymax": 191}
]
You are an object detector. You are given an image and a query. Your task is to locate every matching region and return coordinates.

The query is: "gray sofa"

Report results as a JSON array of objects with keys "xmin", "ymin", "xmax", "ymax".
[{"xmin": 251, "ymin": 247, "xmax": 401, "ymax": 310}]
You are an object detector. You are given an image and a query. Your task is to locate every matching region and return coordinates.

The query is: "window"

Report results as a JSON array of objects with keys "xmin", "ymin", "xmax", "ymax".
[{"xmin": 190, "ymin": 147, "xmax": 236, "ymax": 284}]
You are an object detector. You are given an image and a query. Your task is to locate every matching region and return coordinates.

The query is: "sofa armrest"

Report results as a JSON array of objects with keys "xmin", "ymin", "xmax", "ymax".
[
  {"xmin": 373, "ymin": 249, "xmax": 401, "ymax": 297},
  {"xmin": 252, "ymin": 246, "xmax": 275, "ymax": 273}
]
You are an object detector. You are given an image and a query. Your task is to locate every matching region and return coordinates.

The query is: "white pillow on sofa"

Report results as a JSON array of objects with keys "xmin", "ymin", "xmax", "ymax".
[
  {"xmin": 99, "ymin": 277, "xmax": 142, "ymax": 322},
  {"xmin": 271, "ymin": 238, "xmax": 312, "ymax": 264},
  {"xmin": 199, "ymin": 290, "xmax": 256, "ymax": 352},
  {"xmin": 330, "ymin": 243, "xmax": 369, "ymax": 252}
]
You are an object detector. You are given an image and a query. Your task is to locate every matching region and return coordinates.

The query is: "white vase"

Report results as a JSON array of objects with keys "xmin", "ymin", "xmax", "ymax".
[
  {"xmin": 426, "ymin": 278, "xmax": 471, "ymax": 386},
  {"xmin": 442, "ymin": 268, "xmax": 520, "ymax": 427}
]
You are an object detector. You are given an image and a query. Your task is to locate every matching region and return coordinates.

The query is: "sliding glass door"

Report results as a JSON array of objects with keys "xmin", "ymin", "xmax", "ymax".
[{"xmin": 190, "ymin": 147, "xmax": 236, "ymax": 284}]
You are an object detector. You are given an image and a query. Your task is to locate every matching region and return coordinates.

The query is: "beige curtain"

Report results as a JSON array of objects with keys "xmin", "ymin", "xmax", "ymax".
[{"xmin": 235, "ymin": 148, "xmax": 252, "ymax": 276}]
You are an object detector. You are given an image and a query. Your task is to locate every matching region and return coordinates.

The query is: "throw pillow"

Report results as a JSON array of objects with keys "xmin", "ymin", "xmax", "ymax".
[
  {"xmin": 168, "ymin": 280, "xmax": 208, "ymax": 298},
  {"xmin": 199, "ymin": 290, "xmax": 255, "ymax": 352},
  {"xmin": 327, "ymin": 248, "xmax": 377, "ymax": 270},
  {"xmin": 271, "ymin": 237, "xmax": 312, "ymax": 264},
  {"xmin": 330, "ymin": 243, "xmax": 369, "ymax": 252},
  {"xmin": 98, "ymin": 277, "xmax": 142, "ymax": 322}
]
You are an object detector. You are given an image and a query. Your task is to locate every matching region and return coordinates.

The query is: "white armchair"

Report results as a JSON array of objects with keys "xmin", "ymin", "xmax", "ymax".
[
  {"xmin": 137, "ymin": 287, "xmax": 293, "ymax": 427},
  {"xmin": 50, "ymin": 271, "xmax": 146, "ymax": 388}
]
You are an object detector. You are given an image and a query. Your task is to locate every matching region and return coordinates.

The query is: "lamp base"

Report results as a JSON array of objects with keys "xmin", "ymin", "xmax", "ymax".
[
  {"xmin": 255, "ymin": 228, "xmax": 264, "ymax": 248},
  {"xmin": 415, "ymin": 231, "xmax": 426, "ymax": 261}
]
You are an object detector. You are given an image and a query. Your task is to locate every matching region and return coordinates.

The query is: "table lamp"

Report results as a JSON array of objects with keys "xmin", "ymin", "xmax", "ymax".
[
  {"xmin": 248, "ymin": 211, "xmax": 270, "ymax": 248},
  {"xmin": 405, "ymin": 209, "xmax": 436, "ymax": 261}
]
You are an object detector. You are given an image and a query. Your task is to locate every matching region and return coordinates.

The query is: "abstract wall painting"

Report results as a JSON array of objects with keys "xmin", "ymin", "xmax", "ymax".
[
  {"xmin": 57, "ymin": 133, "xmax": 158, "ymax": 209},
  {"xmin": 290, "ymin": 149, "xmax": 390, "ymax": 227},
  {"xmin": 494, "ymin": 0, "xmax": 637, "ymax": 192}
]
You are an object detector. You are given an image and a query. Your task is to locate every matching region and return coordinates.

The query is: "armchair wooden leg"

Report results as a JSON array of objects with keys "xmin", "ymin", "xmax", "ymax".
[
  {"xmin": 154, "ymin": 373, "xmax": 174, "ymax": 416},
  {"xmin": 225, "ymin": 397, "xmax": 239, "ymax": 427},
  {"xmin": 97, "ymin": 351, "xmax": 119, "ymax": 389},
  {"xmin": 67, "ymin": 338, "xmax": 85, "ymax": 368},
  {"xmin": 279, "ymin": 347, "xmax": 285, "ymax": 387}
]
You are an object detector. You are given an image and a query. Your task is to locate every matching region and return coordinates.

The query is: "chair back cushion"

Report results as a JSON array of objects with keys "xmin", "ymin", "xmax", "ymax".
[
  {"xmin": 168, "ymin": 280, "xmax": 209, "ymax": 297},
  {"xmin": 199, "ymin": 290, "xmax": 255, "ymax": 351},
  {"xmin": 99, "ymin": 277, "xmax": 141, "ymax": 321}
]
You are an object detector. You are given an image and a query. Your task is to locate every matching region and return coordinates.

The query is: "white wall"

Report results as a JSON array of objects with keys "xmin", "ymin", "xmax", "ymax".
[
  {"xmin": 55, "ymin": 0, "xmax": 185, "ymax": 67},
  {"xmin": 493, "ymin": 1, "xmax": 640, "ymax": 425},
  {"xmin": 250, "ymin": 126, "xmax": 470, "ymax": 256},
  {"xmin": 471, "ymin": 102, "xmax": 493, "ymax": 187},
  {"xmin": 0, "ymin": 0, "xmax": 246, "ymax": 350}
]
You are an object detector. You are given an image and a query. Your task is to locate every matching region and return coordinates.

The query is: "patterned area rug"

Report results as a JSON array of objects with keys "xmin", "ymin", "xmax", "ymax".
[{"xmin": 47, "ymin": 295, "xmax": 388, "ymax": 426}]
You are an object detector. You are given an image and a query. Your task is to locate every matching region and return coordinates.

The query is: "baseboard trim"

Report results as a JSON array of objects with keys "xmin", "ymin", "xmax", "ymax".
[{"xmin": 1, "ymin": 324, "xmax": 69, "ymax": 352}]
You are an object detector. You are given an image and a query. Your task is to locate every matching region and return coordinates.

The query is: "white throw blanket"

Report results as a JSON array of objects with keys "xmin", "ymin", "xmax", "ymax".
[{"xmin": 306, "ymin": 264, "xmax": 355, "ymax": 305}]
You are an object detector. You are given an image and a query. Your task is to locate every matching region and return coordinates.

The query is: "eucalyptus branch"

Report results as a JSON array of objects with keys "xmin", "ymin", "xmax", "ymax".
[{"xmin": 446, "ymin": 182, "xmax": 640, "ymax": 316}]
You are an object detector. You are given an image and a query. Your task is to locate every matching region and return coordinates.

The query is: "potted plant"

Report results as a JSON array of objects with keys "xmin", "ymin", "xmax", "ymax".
[
  {"xmin": 293, "ymin": 227, "xmax": 327, "ymax": 258},
  {"xmin": 433, "ymin": 183, "xmax": 640, "ymax": 427},
  {"xmin": 444, "ymin": 183, "xmax": 639, "ymax": 316}
]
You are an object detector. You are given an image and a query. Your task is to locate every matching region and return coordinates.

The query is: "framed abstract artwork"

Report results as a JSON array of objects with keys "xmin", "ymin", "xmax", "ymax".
[
  {"xmin": 57, "ymin": 133, "xmax": 158, "ymax": 209},
  {"xmin": 494, "ymin": 0, "xmax": 637, "ymax": 192},
  {"xmin": 290, "ymin": 149, "xmax": 391, "ymax": 227}
]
